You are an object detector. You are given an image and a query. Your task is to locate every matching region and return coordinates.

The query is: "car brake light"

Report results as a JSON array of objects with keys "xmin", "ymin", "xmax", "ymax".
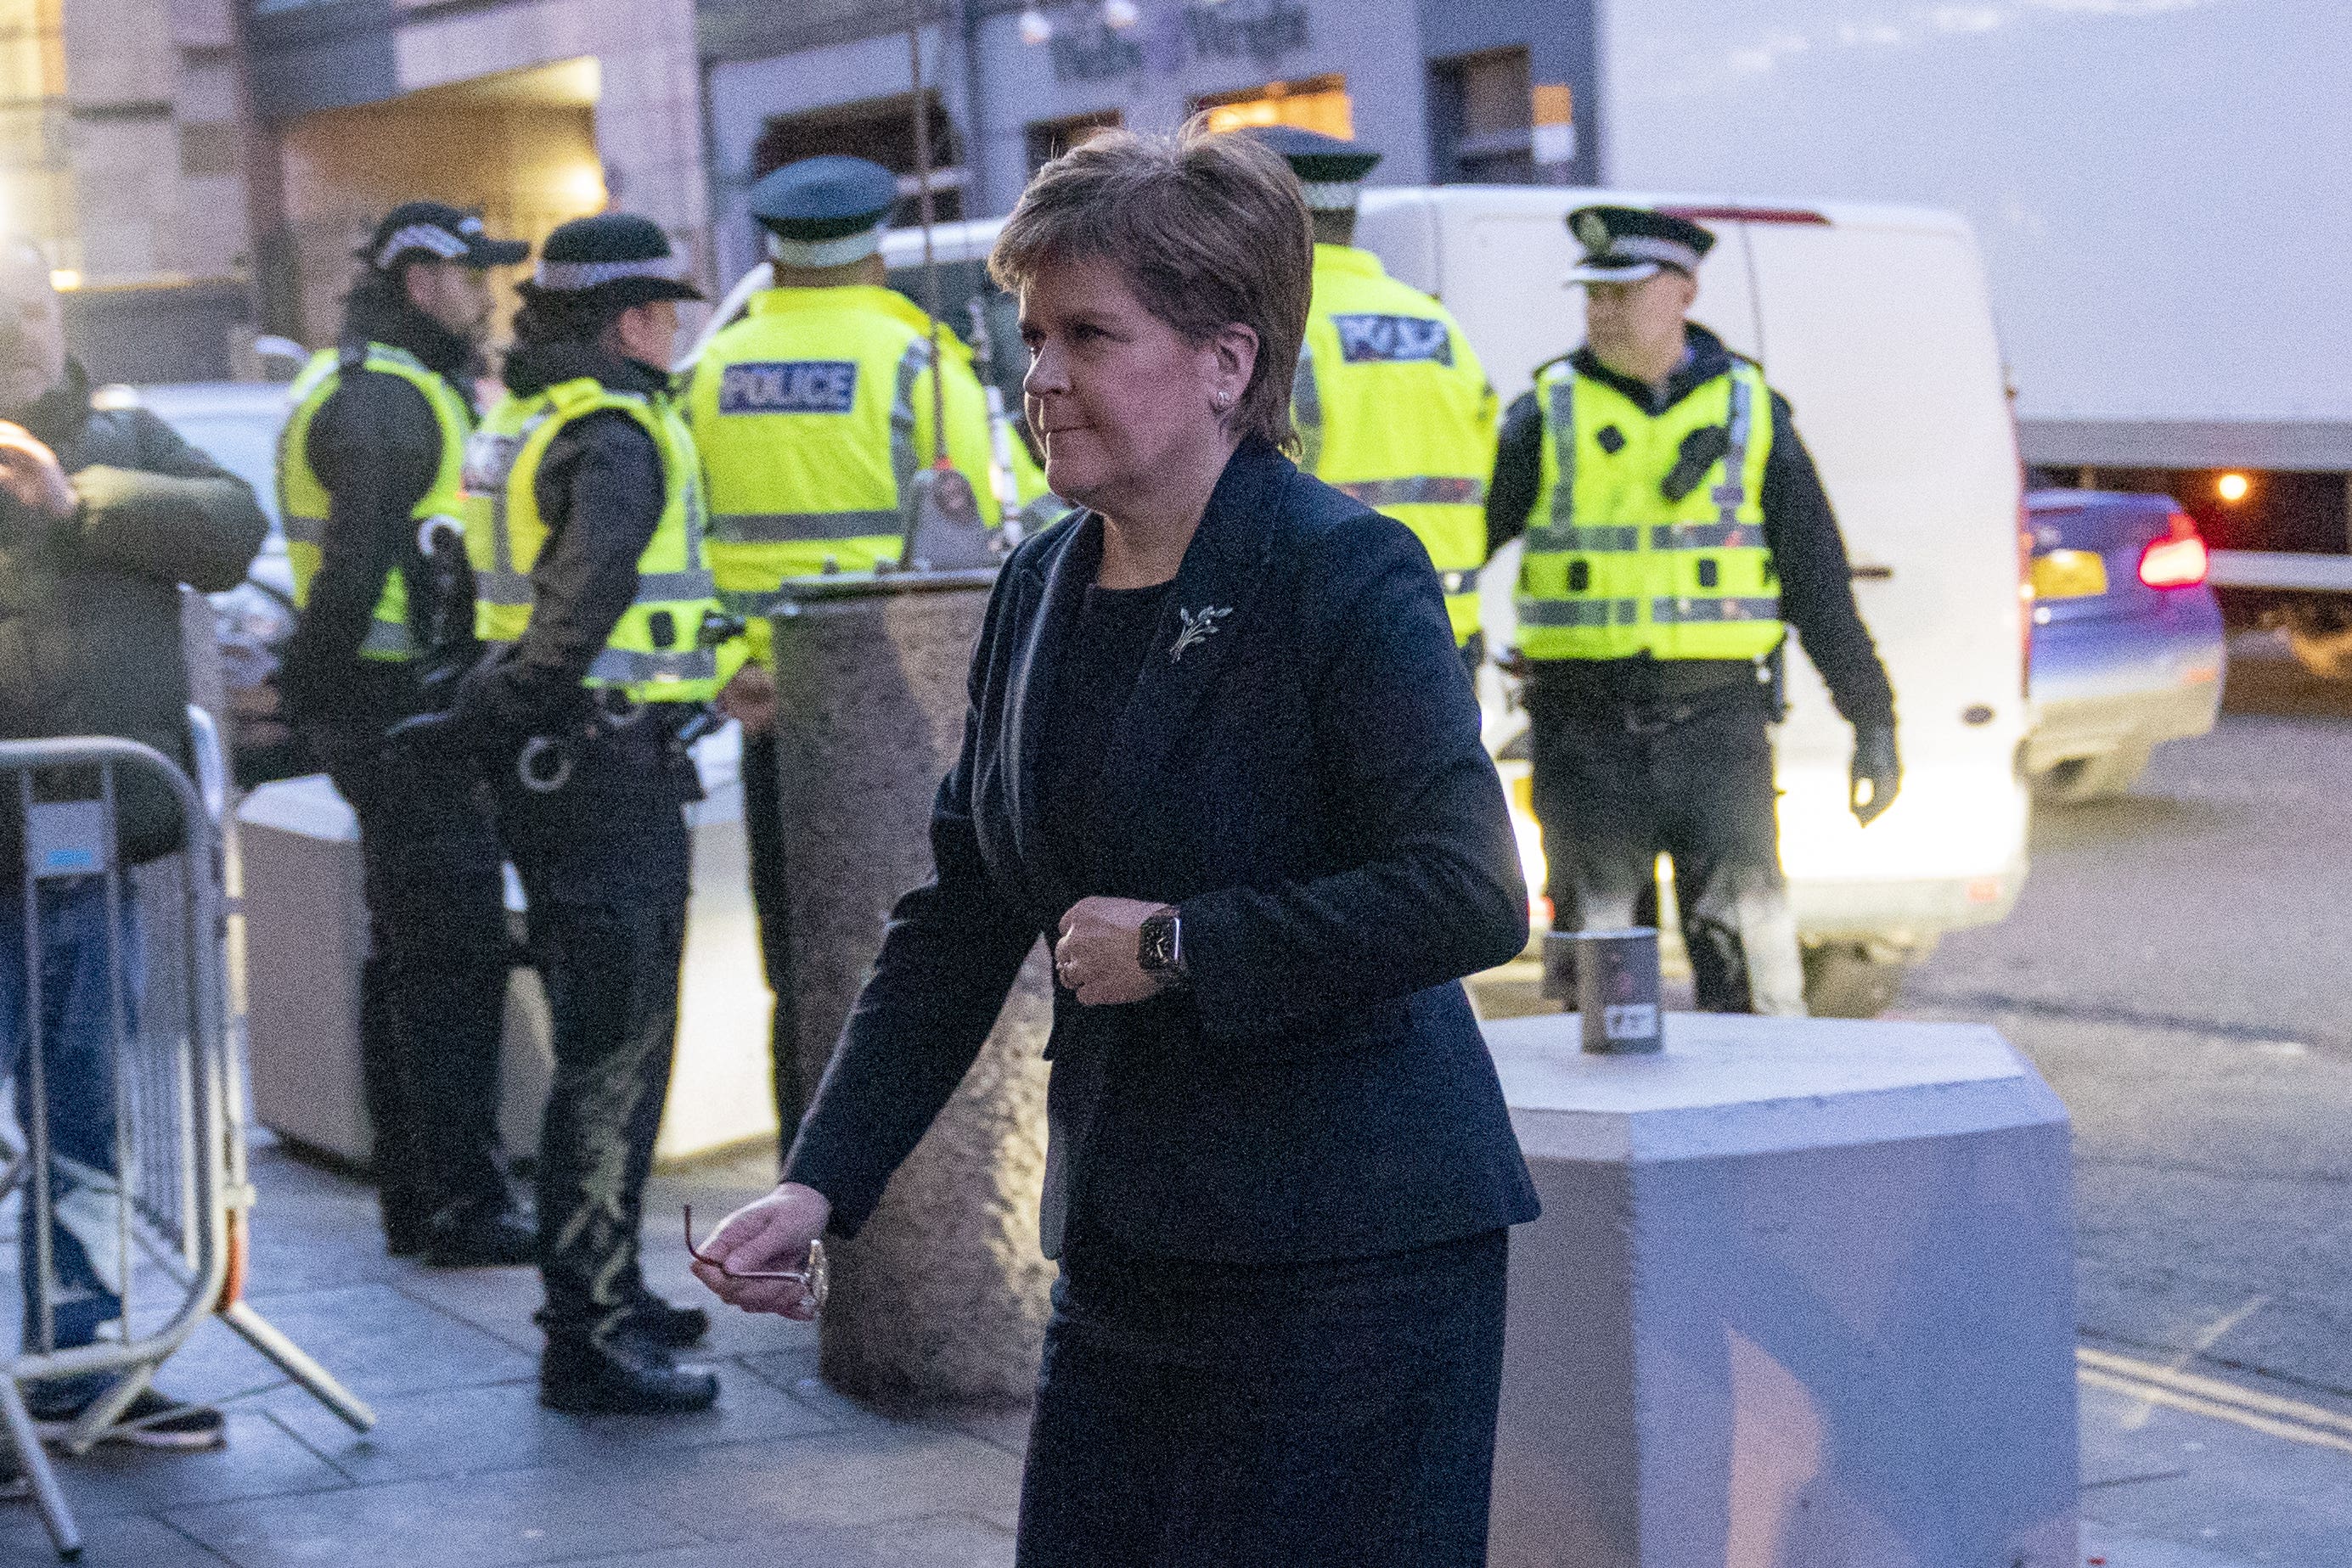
[{"xmin": 2139, "ymin": 532, "xmax": 2209, "ymax": 588}]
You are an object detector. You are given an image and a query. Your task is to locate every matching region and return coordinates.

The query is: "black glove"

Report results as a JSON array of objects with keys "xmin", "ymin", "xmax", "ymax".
[
  {"xmin": 1849, "ymin": 722, "xmax": 1901, "ymax": 826},
  {"xmin": 382, "ymin": 645, "xmax": 518, "ymax": 759}
]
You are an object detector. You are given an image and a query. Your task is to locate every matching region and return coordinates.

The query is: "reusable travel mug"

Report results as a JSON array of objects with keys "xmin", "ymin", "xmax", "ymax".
[{"xmin": 1573, "ymin": 927, "xmax": 1663, "ymax": 1054}]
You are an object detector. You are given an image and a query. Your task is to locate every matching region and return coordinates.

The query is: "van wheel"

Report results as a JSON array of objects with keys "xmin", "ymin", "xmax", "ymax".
[
  {"xmin": 1802, "ymin": 942, "xmax": 1907, "ymax": 1019},
  {"xmin": 2031, "ymin": 743, "xmax": 2152, "ymax": 805}
]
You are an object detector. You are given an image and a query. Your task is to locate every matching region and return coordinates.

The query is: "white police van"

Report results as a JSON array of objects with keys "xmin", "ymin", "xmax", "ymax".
[{"xmin": 695, "ymin": 193, "xmax": 2031, "ymax": 1015}]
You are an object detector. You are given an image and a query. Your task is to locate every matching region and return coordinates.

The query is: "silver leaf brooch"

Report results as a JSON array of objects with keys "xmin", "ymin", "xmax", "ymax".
[{"xmin": 1169, "ymin": 604, "xmax": 1231, "ymax": 662}]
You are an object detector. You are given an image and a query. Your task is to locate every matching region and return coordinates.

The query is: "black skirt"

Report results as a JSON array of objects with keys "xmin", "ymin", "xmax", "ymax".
[{"xmin": 1016, "ymin": 1226, "xmax": 1510, "ymax": 1567}]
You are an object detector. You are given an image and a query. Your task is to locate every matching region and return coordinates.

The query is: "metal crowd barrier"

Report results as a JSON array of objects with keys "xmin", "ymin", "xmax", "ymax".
[{"xmin": 1, "ymin": 728, "xmax": 373, "ymax": 1560}]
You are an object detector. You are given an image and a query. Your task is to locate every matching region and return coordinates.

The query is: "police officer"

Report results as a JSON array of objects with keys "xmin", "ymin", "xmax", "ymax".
[
  {"xmin": 1261, "ymin": 126, "xmax": 1498, "ymax": 674},
  {"xmin": 277, "ymin": 202, "xmax": 534, "ymax": 1265},
  {"xmin": 685, "ymin": 154, "xmax": 1007, "ymax": 1144},
  {"xmin": 1486, "ymin": 206, "xmax": 1902, "ymax": 1015},
  {"xmin": 409, "ymin": 213, "xmax": 739, "ymax": 1412}
]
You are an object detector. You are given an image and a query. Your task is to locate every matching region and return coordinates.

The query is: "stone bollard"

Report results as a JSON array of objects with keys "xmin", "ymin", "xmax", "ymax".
[
  {"xmin": 766, "ymin": 570, "xmax": 1054, "ymax": 1408},
  {"xmin": 1483, "ymin": 1011, "xmax": 2079, "ymax": 1568}
]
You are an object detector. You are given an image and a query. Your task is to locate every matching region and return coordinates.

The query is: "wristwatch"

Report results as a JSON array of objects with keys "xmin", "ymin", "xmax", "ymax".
[{"xmin": 1138, "ymin": 907, "xmax": 1189, "ymax": 987}]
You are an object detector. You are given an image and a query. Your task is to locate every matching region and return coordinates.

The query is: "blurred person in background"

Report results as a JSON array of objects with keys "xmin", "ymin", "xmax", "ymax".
[
  {"xmin": 276, "ymin": 203, "xmax": 537, "ymax": 1267},
  {"xmin": 404, "ymin": 213, "xmax": 739, "ymax": 1413},
  {"xmin": 1486, "ymin": 205, "xmax": 1901, "ymax": 1014},
  {"xmin": 1260, "ymin": 126, "xmax": 1498, "ymax": 678},
  {"xmin": 0, "ymin": 235, "xmax": 267, "ymax": 1453},
  {"xmin": 686, "ymin": 153, "xmax": 1014, "ymax": 1149}
]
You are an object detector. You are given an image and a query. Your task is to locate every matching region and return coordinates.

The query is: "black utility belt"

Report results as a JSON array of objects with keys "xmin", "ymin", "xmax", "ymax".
[{"xmin": 1522, "ymin": 656, "xmax": 1762, "ymax": 703}]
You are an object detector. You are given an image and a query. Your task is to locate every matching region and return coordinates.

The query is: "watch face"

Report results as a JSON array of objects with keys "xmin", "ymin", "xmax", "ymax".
[{"xmin": 1141, "ymin": 915, "xmax": 1177, "ymax": 970}]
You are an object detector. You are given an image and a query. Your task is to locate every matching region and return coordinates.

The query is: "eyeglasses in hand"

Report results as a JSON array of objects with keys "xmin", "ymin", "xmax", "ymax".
[{"xmin": 684, "ymin": 1205, "xmax": 829, "ymax": 1316}]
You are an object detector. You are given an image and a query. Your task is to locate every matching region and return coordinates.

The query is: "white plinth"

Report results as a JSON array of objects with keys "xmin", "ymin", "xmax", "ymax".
[{"xmin": 1485, "ymin": 1012, "xmax": 2079, "ymax": 1568}]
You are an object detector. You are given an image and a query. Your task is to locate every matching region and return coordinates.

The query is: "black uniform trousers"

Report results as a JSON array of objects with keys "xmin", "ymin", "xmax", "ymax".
[
  {"xmin": 738, "ymin": 730, "xmax": 807, "ymax": 1151},
  {"xmin": 1524, "ymin": 673, "xmax": 1806, "ymax": 1015},
  {"xmin": 323, "ymin": 741, "xmax": 512, "ymax": 1242},
  {"xmin": 493, "ymin": 726, "xmax": 693, "ymax": 1346}
]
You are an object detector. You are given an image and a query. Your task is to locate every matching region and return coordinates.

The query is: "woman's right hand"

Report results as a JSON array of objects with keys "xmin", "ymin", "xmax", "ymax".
[{"xmin": 690, "ymin": 1182, "xmax": 832, "ymax": 1319}]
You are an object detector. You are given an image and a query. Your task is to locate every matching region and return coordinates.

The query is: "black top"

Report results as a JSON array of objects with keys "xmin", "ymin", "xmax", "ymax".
[
  {"xmin": 1037, "ymin": 580, "xmax": 1176, "ymax": 895},
  {"xmin": 783, "ymin": 438, "xmax": 1539, "ymax": 1265},
  {"xmin": 280, "ymin": 278, "xmax": 481, "ymax": 733},
  {"xmin": 1485, "ymin": 322, "xmax": 1896, "ymax": 728},
  {"xmin": 0, "ymin": 360, "xmax": 267, "ymax": 869}
]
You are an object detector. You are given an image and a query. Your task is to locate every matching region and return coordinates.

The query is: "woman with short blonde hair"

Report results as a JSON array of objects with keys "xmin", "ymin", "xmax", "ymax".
[{"xmin": 695, "ymin": 126, "xmax": 1538, "ymax": 1565}]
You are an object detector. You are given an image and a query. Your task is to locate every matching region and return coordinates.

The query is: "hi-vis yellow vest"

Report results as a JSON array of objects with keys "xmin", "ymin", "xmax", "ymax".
[
  {"xmin": 684, "ymin": 284, "xmax": 1004, "ymax": 666},
  {"xmin": 1292, "ymin": 244, "xmax": 1497, "ymax": 644},
  {"xmin": 461, "ymin": 377, "xmax": 738, "ymax": 705},
  {"xmin": 277, "ymin": 343, "xmax": 471, "ymax": 660},
  {"xmin": 1516, "ymin": 355, "xmax": 1782, "ymax": 662}
]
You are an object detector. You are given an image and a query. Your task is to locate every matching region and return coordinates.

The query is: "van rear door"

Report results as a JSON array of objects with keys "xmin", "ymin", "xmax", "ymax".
[{"xmin": 1736, "ymin": 205, "xmax": 2028, "ymax": 940}]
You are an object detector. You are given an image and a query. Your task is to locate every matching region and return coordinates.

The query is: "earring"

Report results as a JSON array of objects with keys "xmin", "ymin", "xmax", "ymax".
[{"xmin": 1212, "ymin": 390, "xmax": 1233, "ymax": 412}]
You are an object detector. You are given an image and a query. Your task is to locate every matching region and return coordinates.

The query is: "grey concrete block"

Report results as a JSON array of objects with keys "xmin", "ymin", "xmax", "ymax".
[
  {"xmin": 1486, "ymin": 1013, "xmax": 2079, "ymax": 1568},
  {"xmin": 165, "ymin": 1467, "xmax": 697, "ymax": 1568},
  {"xmin": 768, "ymin": 583, "xmax": 1053, "ymax": 1408}
]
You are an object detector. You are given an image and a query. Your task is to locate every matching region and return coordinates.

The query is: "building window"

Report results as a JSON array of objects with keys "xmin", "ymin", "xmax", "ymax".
[
  {"xmin": 1192, "ymin": 72, "xmax": 1352, "ymax": 138},
  {"xmin": 1026, "ymin": 109, "xmax": 1123, "ymax": 175},
  {"xmin": 1429, "ymin": 48, "xmax": 1534, "ymax": 184},
  {"xmin": 753, "ymin": 92, "xmax": 965, "ymax": 226}
]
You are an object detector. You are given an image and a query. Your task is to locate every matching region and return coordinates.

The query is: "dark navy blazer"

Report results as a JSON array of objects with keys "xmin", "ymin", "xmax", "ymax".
[{"xmin": 785, "ymin": 437, "xmax": 1540, "ymax": 1265}]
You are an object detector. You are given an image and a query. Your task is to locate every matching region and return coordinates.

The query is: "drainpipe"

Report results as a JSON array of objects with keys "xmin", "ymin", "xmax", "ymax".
[{"xmin": 959, "ymin": 0, "xmax": 991, "ymax": 216}]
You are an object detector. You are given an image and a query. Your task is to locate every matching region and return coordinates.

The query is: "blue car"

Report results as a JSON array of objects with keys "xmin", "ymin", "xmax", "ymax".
[{"xmin": 2023, "ymin": 489, "xmax": 2225, "ymax": 802}]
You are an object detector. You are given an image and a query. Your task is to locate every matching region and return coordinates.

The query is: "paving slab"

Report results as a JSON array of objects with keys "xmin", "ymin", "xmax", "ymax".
[
  {"xmin": 573, "ymin": 1512, "xmax": 1016, "ymax": 1568},
  {"xmin": 612, "ymin": 1428, "xmax": 1024, "ymax": 1541},
  {"xmin": 165, "ymin": 1466, "xmax": 701, "ymax": 1568},
  {"xmin": 257, "ymin": 1361, "xmax": 837, "ymax": 1487},
  {"xmin": 26, "ymin": 1411, "xmax": 347, "ymax": 1523},
  {"xmin": 0, "ymin": 1510, "xmax": 234, "ymax": 1566},
  {"xmin": 2078, "ymin": 1380, "xmax": 2352, "ymax": 1567}
]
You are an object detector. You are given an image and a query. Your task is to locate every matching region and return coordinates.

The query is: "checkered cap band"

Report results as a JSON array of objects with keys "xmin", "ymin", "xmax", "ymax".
[
  {"xmin": 1299, "ymin": 180, "xmax": 1363, "ymax": 211},
  {"xmin": 375, "ymin": 224, "xmax": 470, "ymax": 269},
  {"xmin": 1603, "ymin": 234, "xmax": 1704, "ymax": 273},
  {"xmin": 532, "ymin": 254, "xmax": 687, "ymax": 291},
  {"xmin": 764, "ymin": 226, "xmax": 885, "ymax": 269}
]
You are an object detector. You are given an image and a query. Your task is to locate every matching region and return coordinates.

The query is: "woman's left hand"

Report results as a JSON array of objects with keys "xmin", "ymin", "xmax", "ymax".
[{"xmin": 1055, "ymin": 896, "xmax": 1169, "ymax": 1006}]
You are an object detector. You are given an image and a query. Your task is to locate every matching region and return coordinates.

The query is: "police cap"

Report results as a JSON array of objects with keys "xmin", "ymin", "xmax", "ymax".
[
  {"xmin": 519, "ymin": 212, "xmax": 704, "ymax": 306},
  {"xmin": 361, "ymin": 201, "xmax": 528, "ymax": 273},
  {"xmin": 1565, "ymin": 205, "xmax": 1716, "ymax": 285},
  {"xmin": 749, "ymin": 155, "xmax": 901, "ymax": 269},
  {"xmin": 1248, "ymin": 126, "xmax": 1381, "ymax": 212}
]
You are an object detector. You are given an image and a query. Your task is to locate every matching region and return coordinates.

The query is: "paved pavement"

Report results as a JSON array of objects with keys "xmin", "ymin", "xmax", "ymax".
[{"xmin": 2, "ymin": 637, "xmax": 2347, "ymax": 1565}]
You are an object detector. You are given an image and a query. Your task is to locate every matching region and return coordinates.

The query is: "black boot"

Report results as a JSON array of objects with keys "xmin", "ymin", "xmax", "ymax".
[
  {"xmin": 423, "ymin": 1200, "xmax": 537, "ymax": 1268},
  {"xmin": 620, "ymin": 1287, "xmax": 710, "ymax": 1350},
  {"xmin": 380, "ymin": 1191, "xmax": 431, "ymax": 1258},
  {"xmin": 540, "ymin": 1335, "xmax": 719, "ymax": 1415}
]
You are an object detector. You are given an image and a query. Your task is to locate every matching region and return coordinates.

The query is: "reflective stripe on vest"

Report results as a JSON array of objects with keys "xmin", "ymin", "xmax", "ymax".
[
  {"xmin": 276, "ymin": 343, "xmax": 472, "ymax": 662},
  {"xmin": 686, "ymin": 284, "xmax": 1004, "ymax": 666},
  {"xmin": 1292, "ymin": 245, "xmax": 1498, "ymax": 644},
  {"xmin": 462, "ymin": 377, "xmax": 731, "ymax": 704},
  {"xmin": 1515, "ymin": 357, "xmax": 1781, "ymax": 663}
]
